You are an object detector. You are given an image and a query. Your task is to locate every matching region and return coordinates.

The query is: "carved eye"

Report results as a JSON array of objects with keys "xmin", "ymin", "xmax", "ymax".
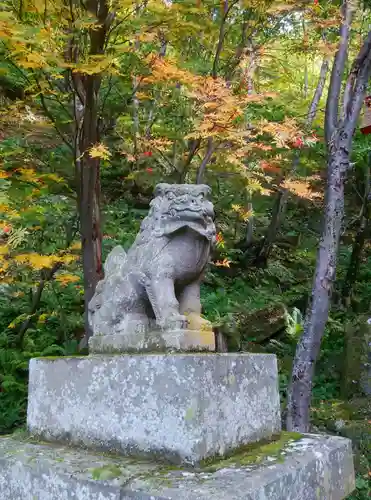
[
  {"xmin": 198, "ymin": 193, "xmax": 204, "ymax": 200},
  {"xmin": 167, "ymin": 192, "xmax": 175, "ymax": 200}
]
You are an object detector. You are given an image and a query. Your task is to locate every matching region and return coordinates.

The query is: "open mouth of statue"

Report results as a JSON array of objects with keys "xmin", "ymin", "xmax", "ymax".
[{"xmin": 170, "ymin": 209, "xmax": 205, "ymax": 221}]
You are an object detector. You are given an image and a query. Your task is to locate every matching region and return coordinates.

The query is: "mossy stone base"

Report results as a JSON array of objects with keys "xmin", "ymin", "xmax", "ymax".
[
  {"xmin": 27, "ymin": 353, "xmax": 280, "ymax": 465},
  {"xmin": 0, "ymin": 433, "xmax": 355, "ymax": 499}
]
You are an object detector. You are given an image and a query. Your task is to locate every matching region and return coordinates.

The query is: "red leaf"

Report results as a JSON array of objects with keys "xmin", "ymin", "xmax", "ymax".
[{"xmin": 293, "ymin": 137, "xmax": 303, "ymax": 148}]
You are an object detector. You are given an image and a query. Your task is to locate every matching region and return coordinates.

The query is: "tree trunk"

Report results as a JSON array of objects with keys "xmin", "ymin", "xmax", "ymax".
[
  {"xmin": 306, "ymin": 57, "xmax": 330, "ymax": 128},
  {"xmin": 286, "ymin": 2, "xmax": 371, "ymax": 433},
  {"xmin": 342, "ymin": 219, "xmax": 368, "ymax": 307},
  {"xmin": 286, "ymin": 146, "xmax": 348, "ymax": 431},
  {"xmin": 80, "ymin": 75, "xmax": 103, "ymax": 344},
  {"xmin": 245, "ymin": 202, "xmax": 254, "ymax": 246},
  {"xmin": 246, "ymin": 42, "xmax": 256, "ymax": 95},
  {"xmin": 196, "ymin": 138, "xmax": 214, "ymax": 184},
  {"xmin": 214, "ymin": 328, "xmax": 228, "ymax": 352},
  {"xmin": 212, "ymin": 1, "xmax": 229, "ymax": 79},
  {"xmin": 303, "ymin": 17, "xmax": 308, "ymax": 98},
  {"xmin": 342, "ymin": 155, "xmax": 371, "ymax": 306},
  {"xmin": 254, "ymin": 188, "xmax": 288, "ymax": 267},
  {"xmin": 78, "ymin": 0, "xmax": 110, "ymax": 345}
]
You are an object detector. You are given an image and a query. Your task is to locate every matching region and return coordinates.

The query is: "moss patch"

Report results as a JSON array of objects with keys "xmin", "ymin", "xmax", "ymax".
[
  {"xmin": 90, "ymin": 464, "xmax": 123, "ymax": 480},
  {"xmin": 36, "ymin": 355, "xmax": 87, "ymax": 360},
  {"xmin": 200, "ymin": 432, "xmax": 303, "ymax": 472}
]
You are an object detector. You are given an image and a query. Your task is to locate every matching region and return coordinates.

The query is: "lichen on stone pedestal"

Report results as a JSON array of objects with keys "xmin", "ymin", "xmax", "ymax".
[
  {"xmin": 0, "ymin": 433, "xmax": 355, "ymax": 499},
  {"xmin": 27, "ymin": 353, "xmax": 281, "ymax": 466}
]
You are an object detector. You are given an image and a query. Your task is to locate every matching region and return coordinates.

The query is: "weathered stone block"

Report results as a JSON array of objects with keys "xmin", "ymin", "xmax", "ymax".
[
  {"xmin": 0, "ymin": 433, "xmax": 355, "ymax": 499},
  {"xmin": 89, "ymin": 328, "xmax": 215, "ymax": 353},
  {"xmin": 27, "ymin": 353, "xmax": 280, "ymax": 465}
]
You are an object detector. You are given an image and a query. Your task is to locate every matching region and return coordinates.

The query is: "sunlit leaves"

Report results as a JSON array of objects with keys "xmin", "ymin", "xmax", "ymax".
[
  {"xmin": 55, "ymin": 273, "xmax": 80, "ymax": 286},
  {"xmin": 89, "ymin": 143, "xmax": 111, "ymax": 160},
  {"xmin": 231, "ymin": 203, "xmax": 253, "ymax": 221},
  {"xmin": 13, "ymin": 252, "xmax": 77, "ymax": 270}
]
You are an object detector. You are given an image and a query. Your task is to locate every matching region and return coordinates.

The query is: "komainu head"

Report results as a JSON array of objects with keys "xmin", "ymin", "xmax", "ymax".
[{"xmin": 139, "ymin": 183, "xmax": 216, "ymax": 244}]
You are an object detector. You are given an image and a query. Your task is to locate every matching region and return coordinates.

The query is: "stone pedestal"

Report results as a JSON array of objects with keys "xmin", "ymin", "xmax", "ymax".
[
  {"xmin": 27, "ymin": 353, "xmax": 280, "ymax": 465},
  {"xmin": 0, "ymin": 433, "xmax": 355, "ymax": 499},
  {"xmin": 88, "ymin": 328, "xmax": 215, "ymax": 354}
]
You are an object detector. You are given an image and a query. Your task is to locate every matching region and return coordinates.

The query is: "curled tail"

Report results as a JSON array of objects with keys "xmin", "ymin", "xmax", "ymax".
[
  {"xmin": 104, "ymin": 245, "xmax": 127, "ymax": 277},
  {"xmin": 88, "ymin": 245, "xmax": 127, "ymax": 329}
]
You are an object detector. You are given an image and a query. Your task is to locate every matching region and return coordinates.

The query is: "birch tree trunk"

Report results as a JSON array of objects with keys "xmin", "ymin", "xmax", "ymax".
[
  {"xmin": 286, "ymin": 1, "xmax": 371, "ymax": 432},
  {"xmin": 286, "ymin": 144, "xmax": 348, "ymax": 430}
]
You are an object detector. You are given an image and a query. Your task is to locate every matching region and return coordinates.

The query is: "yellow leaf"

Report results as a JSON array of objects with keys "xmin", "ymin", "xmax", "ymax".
[
  {"xmin": 42, "ymin": 173, "xmax": 65, "ymax": 183},
  {"xmin": 14, "ymin": 253, "xmax": 59, "ymax": 270},
  {"xmin": 0, "ymin": 245, "xmax": 9, "ymax": 255},
  {"xmin": 0, "ymin": 261, "xmax": 10, "ymax": 271},
  {"xmin": 89, "ymin": 143, "xmax": 111, "ymax": 160},
  {"xmin": 69, "ymin": 241, "xmax": 82, "ymax": 251},
  {"xmin": 60, "ymin": 254, "xmax": 78, "ymax": 265},
  {"xmin": 55, "ymin": 273, "xmax": 80, "ymax": 285},
  {"xmin": 214, "ymin": 258, "xmax": 231, "ymax": 268},
  {"xmin": 38, "ymin": 313, "xmax": 47, "ymax": 323},
  {"xmin": 231, "ymin": 204, "xmax": 241, "ymax": 212}
]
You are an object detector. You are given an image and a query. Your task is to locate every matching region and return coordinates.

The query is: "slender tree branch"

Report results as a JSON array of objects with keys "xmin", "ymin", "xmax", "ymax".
[
  {"xmin": 178, "ymin": 138, "xmax": 201, "ymax": 182},
  {"xmin": 196, "ymin": 137, "xmax": 215, "ymax": 184},
  {"xmin": 324, "ymin": 0, "xmax": 353, "ymax": 145},
  {"xmin": 343, "ymin": 30, "xmax": 371, "ymax": 119},
  {"xmin": 345, "ymin": 31, "xmax": 371, "ymax": 134},
  {"xmin": 38, "ymin": 91, "xmax": 74, "ymax": 152},
  {"xmin": 212, "ymin": 0, "xmax": 239, "ymax": 78},
  {"xmin": 306, "ymin": 57, "xmax": 330, "ymax": 128},
  {"xmin": 16, "ymin": 262, "xmax": 62, "ymax": 346}
]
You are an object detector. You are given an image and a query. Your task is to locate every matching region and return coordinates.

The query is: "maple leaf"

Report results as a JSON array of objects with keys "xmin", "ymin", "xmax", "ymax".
[
  {"xmin": 15, "ymin": 253, "xmax": 59, "ymax": 270},
  {"xmin": 55, "ymin": 273, "xmax": 80, "ymax": 286},
  {"xmin": 89, "ymin": 144, "xmax": 111, "ymax": 160},
  {"xmin": 214, "ymin": 258, "xmax": 231, "ymax": 268},
  {"xmin": 0, "ymin": 245, "xmax": 9, "ymax": 256},
  {"xmin": 60, "ymin": 253, "xmax": 78, "ymax": 265},
  {"xmin": 69, "ymin": 241, "xmax": 82, "ymax": 251}
]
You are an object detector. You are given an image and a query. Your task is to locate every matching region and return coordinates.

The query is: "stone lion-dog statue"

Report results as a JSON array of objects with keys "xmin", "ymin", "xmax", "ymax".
[{"xmin": 88, "ymin": 183, "xmax": 216, "ymax": 339}]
